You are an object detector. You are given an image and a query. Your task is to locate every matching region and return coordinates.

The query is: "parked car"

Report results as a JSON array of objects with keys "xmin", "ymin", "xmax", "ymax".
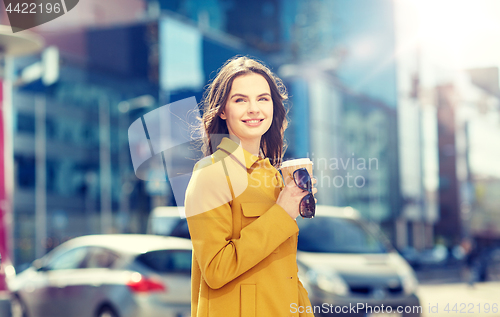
[
  {"xmin": 8, "ymin": 234, "xmax": 192, "ymax": 317},
  {"xmin": 147, "ymin": 206, "xmax": 190, "ymax": 239},
  {"xmin": 296, "ymin": 206, "xmax": 421, "ymax": 317}
]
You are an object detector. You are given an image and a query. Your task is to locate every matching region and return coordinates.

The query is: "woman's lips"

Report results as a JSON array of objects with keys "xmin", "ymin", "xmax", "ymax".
[{"xmin": 242, "ymin": 119, "xmax": 264, "ymax": 127}]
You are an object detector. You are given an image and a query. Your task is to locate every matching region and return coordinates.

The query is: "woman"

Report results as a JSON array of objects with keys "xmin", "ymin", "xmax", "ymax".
[{"xmin": 185, "ymin": 56, "xmax": 317, "ymax": 317}]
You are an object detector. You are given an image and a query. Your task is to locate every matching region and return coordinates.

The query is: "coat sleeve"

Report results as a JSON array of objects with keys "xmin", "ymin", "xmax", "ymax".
[
  {"xmin": 298, "ymin": 279, "xmax": 315, "ymax": 316},
  {"xmin": 185, "ymin": 159, "xmax": 299, "ymax": 290}
]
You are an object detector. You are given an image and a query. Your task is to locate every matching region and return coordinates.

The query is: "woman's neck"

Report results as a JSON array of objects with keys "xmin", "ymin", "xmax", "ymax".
[{"xmin": 229, "ymin": 135, "xmax": 261, "ymax": 157}]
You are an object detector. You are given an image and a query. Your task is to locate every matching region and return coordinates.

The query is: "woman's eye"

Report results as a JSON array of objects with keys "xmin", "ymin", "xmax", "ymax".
[
  {"xmin": 235, "ymin": 98, "xmax": 245, "ymax": 103},
  {"xmin": 259, "ymin": 97, "xmax": 269, "ymax": 102}
]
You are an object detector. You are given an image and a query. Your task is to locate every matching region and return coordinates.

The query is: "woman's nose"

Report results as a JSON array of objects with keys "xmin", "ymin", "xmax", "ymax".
[{"xmin": 248, "ymin": 100, "xmax": 260, "ymax": 113}]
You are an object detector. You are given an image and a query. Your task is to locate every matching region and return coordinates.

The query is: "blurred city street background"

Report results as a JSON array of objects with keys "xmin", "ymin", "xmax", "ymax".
[
  {"xmin": 1, "ymin": 0, "xmax": 500, "ymax": 316},
  {"xmin": 418, "ymin": 282, "xmax": 500, "ymax": 317}
]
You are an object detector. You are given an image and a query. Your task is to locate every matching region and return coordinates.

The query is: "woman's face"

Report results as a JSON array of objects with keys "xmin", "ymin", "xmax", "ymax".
[{"xmin": 220, "ymin": 72, "xmax": 274, "ymax": 146}]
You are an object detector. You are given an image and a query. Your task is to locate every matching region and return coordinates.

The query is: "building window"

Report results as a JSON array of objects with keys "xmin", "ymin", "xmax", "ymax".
[
  {"xmin": 46, "ymin": 159, "xmax": 58, "ymax": 192},
  {"xmin": 16, "ymin": 113, "xmax": 35, "ymax": 134},
  {"xmin": 14, "ymin": 155, "xmax": 36, "ymax": 189},
  {"xmin": 46, "ymin": 117, "xmax": 57, "ymax": 139}
]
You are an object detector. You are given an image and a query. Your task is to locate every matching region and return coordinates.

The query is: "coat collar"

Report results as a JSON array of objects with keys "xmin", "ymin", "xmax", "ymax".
[{"xmin": 217, "ymin": 137, "xmax": 265, "ymax": 170}]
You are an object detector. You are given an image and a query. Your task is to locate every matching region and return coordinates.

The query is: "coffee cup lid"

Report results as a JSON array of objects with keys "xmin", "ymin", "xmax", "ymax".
[{"xmin": 280, "ymin": 158, "xmax": 313, "ymax": 168}]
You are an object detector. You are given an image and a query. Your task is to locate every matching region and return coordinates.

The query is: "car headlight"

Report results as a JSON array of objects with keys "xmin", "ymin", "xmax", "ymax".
[
  {"xmin": 4, "ymin": 265, "xmax": 16, "ymax": 278},
  {"xmin": 400, "ymin": 271, "xmax": 419, "ymax": 295},
  {"xmin": 306, "ymin": 269, "xmax": 349, "ymax": 296}
]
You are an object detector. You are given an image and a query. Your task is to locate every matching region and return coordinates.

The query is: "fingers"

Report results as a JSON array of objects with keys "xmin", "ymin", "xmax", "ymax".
[
  {"xmin": 283, "ymin": 180, "xmax": 306, "ymax": 198},
  {"xmin": 277, "ymin": 176, "xmax": 317, "ymax": 218},
  {"xmin": 312, "ymin": 178, "xmax": 318, "ymax": 204},
  {"xmin": 284, "ymin": 176, "xmax": 295, "ymax": 186},
  {"xmin": 289, "ymin": 177, "xmax": 318, "ymax": 196}
]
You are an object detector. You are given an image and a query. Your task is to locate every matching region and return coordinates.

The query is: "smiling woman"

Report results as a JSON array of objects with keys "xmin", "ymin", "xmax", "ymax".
[{"xmin": 185, "ymin": 56, "xmax": 317, "ymax": 317}]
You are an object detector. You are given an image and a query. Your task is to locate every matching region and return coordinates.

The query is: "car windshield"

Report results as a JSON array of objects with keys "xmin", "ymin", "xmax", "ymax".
[
  {"xmin": 136, "ymin": 249, "xmax": 192, "ymax": 274},
  {"xmin": 149, "ymin": 217, "xmax": 180, "ymax": 235},
  {"xmin": 297, "ymin": 217, "xmax": 387, "ymax": 254}
]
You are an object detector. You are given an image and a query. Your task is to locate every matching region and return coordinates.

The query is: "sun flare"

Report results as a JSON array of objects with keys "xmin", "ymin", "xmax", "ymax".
[{"xmin": 399, "ymin": 0, "xmax": 500, "ymax": 69}]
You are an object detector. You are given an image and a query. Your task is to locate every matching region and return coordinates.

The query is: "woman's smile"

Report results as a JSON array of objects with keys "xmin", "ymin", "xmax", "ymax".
[{"xmin": 242, "ymin": 118, "xmax": 265, "ymax": 126}]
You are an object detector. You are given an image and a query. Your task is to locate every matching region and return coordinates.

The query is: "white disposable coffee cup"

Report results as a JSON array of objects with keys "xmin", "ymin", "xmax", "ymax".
[{"xmin": 280, "ymin": 158, "xmax": 313, "ymax": 185}]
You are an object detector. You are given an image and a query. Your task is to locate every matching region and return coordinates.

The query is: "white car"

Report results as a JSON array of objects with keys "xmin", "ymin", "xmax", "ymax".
[
  {"xmin": 146, "ymin": 206, "xmax": 189, "ymax": 239},
  {"xmin": 9, "ymin": 234, "xmax": 192, "ymax": 317},
  {"xmin": 296, "ymin": 206, "xmax": 421, "ymax": 317}
]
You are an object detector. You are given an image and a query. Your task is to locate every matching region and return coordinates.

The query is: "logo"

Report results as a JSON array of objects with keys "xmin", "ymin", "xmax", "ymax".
[{"xmin": 3, "ymin": 0, "xmax": 79, "ymax": 33}]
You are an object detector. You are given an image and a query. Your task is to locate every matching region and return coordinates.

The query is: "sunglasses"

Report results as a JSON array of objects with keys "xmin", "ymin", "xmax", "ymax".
[{"xmin": 293, "ymin": 168, "xmax": 315, "ymax": 218}]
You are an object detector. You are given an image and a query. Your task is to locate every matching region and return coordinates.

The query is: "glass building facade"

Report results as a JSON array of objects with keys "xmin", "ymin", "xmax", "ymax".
[
  {"xmin": 277, "ymin": 0, "xmax": 401, "ymax": 240},
  {"xmin": 12, "ymin": 61, "xmax": 158, "ymax": 266}
]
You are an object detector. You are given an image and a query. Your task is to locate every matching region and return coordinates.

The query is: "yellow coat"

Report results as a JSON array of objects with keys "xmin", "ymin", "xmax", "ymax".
[{"xmin": 185, "ymin": 137, "xmax": 314, "ymax": 317}]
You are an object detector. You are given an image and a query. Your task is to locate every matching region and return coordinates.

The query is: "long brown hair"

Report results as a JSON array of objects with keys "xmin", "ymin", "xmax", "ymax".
[{"xmin": 197, "ymin": 56, "xmax": 289, "ymax": 167}]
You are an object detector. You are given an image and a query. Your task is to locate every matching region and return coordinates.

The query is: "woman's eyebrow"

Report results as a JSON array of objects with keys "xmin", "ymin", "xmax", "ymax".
[
  {"xmin": 230, "ymin": 93, "xmax": 247, "ymax": 99},
  {"xmin": 230, "ymin": 93, "xmax": 271, "ymax": 99}
]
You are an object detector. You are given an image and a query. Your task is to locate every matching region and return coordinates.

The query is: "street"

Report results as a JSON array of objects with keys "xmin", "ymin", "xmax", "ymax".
[{"xmin": 418, "ymin": 282, "xmax": 500, "ymax": 317}]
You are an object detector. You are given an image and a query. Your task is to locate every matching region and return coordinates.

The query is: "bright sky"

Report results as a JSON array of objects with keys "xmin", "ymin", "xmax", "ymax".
[
  {"xmin": 395, "ymin": 0, "xmax": 500, "ymax": 179},
  {"xmin": 404, "ymin": 0, "xmax": 500, "ymax": 70}
]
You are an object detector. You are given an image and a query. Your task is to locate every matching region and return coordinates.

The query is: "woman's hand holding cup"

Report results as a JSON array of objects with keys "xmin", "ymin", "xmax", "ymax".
[
  {"xmin": 277, "ymin": 176, "xmax": 318, "ymax": 220},
  {"xmin": 277, "ymin": 158, "xmax": 317, "ymax": 219}
]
